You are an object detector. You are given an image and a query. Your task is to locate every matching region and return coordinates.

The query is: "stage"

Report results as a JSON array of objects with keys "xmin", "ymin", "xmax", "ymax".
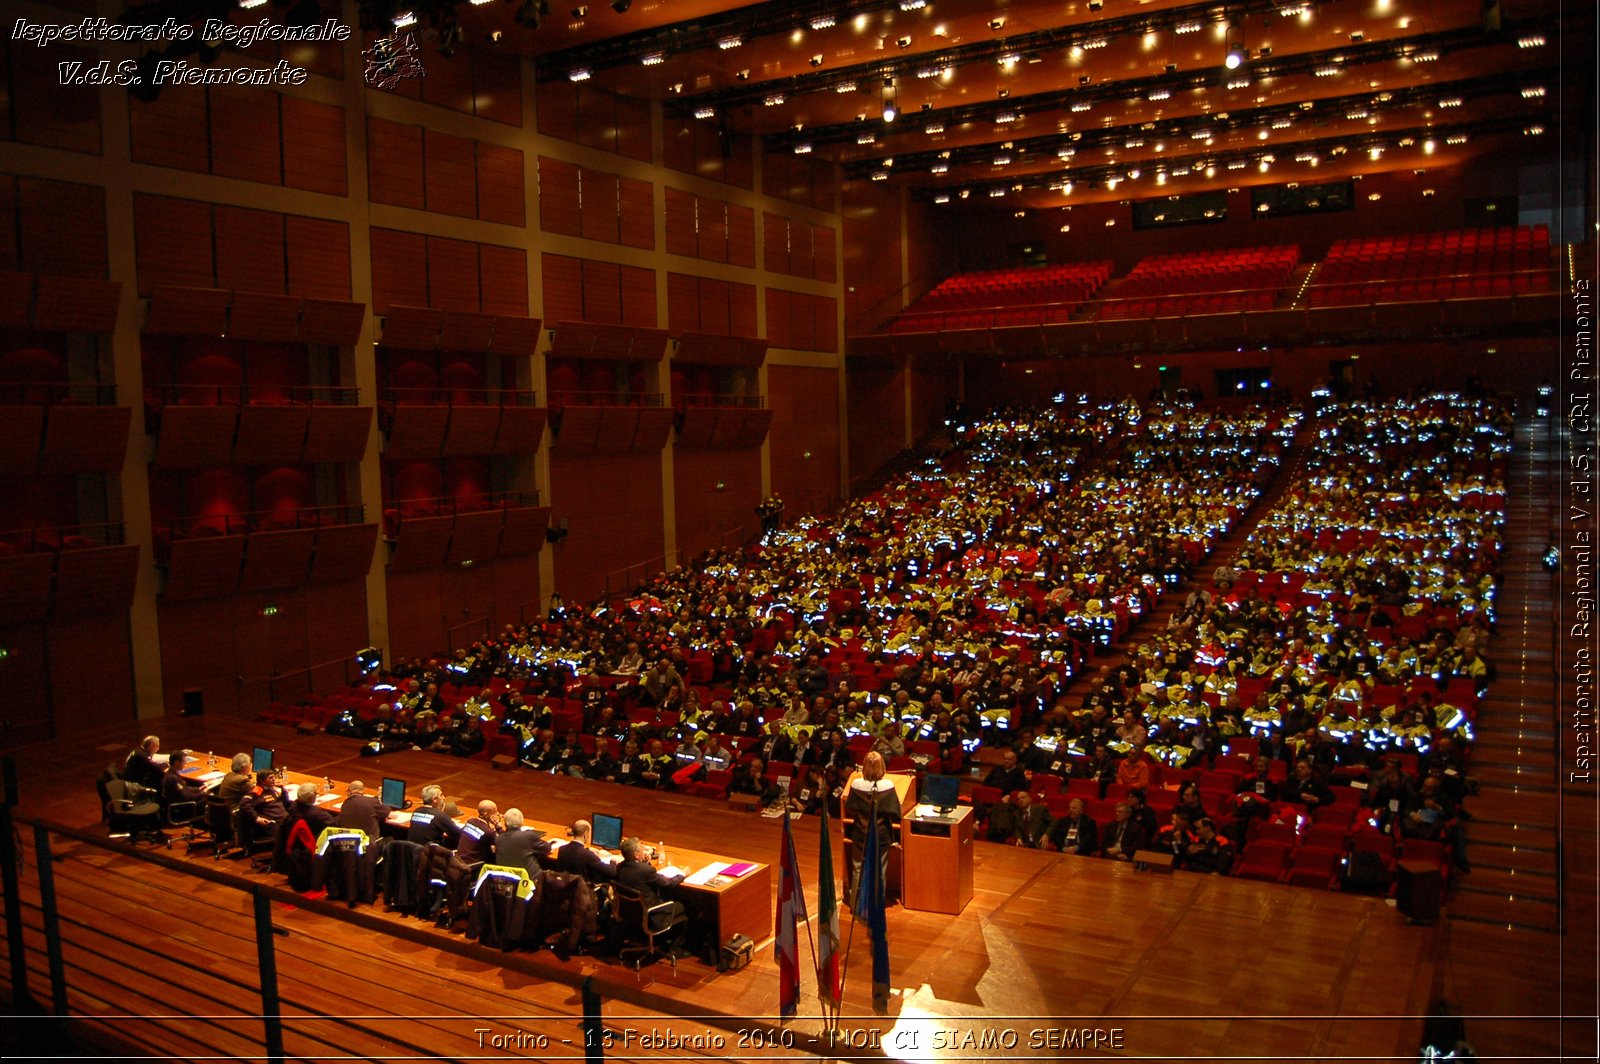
[{"xmin": 4, "ymin": 714, "xmax": 1444, "ymax": 1062}]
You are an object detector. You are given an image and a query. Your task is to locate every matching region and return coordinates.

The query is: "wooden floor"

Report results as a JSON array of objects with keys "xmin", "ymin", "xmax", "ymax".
[{"xmin": 7, "ymin": 714, "xmax": 1441, "ymax": 1063}]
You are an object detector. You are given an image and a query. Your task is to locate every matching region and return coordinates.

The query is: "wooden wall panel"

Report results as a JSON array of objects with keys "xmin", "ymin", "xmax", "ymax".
[
  {"xmin": 49, "ymin": 613, "xmax": 134, "ymax": 734},
  {"xmin": 129, "ymin": 91, "xmax": 207, "ymax": 172},
  {"xmin": 0, "ymin": 626, "xmax": 51, "ymax": 746},
  {"xmin": 10, "ymin": 43, "xmax": 100, "ymax": 155},
  {"xmin": 210, "ymin": 87, "xmax": 282, "ymax": 185},
  {"xmin": 471, "ymin": 51, "xmax": 523, "ymax": 126},
  {"xmin": 664, "ymin": 188, "xmax": 696, "ymax": 257},
  {"xmin": 581, "ymin": 260, "xmax": 621, "ymax": 324},
  {"xmin": 535, "ymin": 80, "xmax": 578, "ymax": 142},
  {"xmin": 18, "ymin": 178, "xmax": 106, "ymax": 279},
  {"xmin": 666, "ymin": 272, "xmax": 698, "ymax": 334},
  {"xmin": 425, "ymin": 236, "xmax": 480, "ymax": 313},
  {"xmin": 419, "ymin": 46, "xmax": 475, "ymax": 118},
  {"xmin": 698, "ymin": 278, "xmax": 728, "ymax": 336},
  {"xmin": 764, "ymin": 288, "xmax": 790, "ymax": 349},
  {"xmin": 384, "ymin": 568, "xmax": 445, "ymax": 663},
  {"xmin": 214, "ymin": 207, "xmax": 286, "ymax": 295},
  {"xmin": 285, "ymin": 216, "xmax": 351, "ymax": 301},
  {"xmin": 133, "ymin": 194, "xmax": 213, "ymax": 295},
  {"xmin": 727, "ymin": 205, "xmax": 756, "ymax": 267},
  {"xmin": 281, "ymin": 97, "xmax": 347, "ymax": 196},
  {"xmin": 538, "ymin": 157, "xmax": 581, "ymax": 237},
  {"xmin": 619, "ymin": 265, "xmax": 657, "ymax": 328},
  {"xmin": 370, "ymin": 228, "xmax": 428, "ymax": 312},
  {"xmin": 478, "ymin": 244, "xmax": 528, "ymax": 317},
  {"xmin": 618, "ymin": 177, "xmax": 654, "ymax": 250},
  {"xmin": 614, "ymin": 96, "xmax": 653, "ymax": 162},
  {"xmin": 762, "ymin": 212, "xmax": 787, "ymax": 274},
  {"xmin": 548, "ymin": 450, "xmax": 665, "ymax": 603},
  {"xmin": 0, "ymin": 178, "xmax": 17, "ymax": 270},
  {"xmin": 767, "ymin": 364, "xmax": 840, "ymax": 514},
  {"xmin": 368, "ymin": 117, "xmax": 424, "ymax": 209},
  {"xmin": 729, "ymin": 281, "xmax": 758, "ymax": 337},
  {"xmin": 847, "ymin": 361, "xmax": 905, "ymax": 485},
  {"xmin": 476, "ymin": 143, "xmax": 525, "ymax": 226},
  {"xmin": 814, "ymin": 225, "xmax": 838, "ymax": 283},
  {"xmin": 696, "ymin": 202, "xmax": 727, "ymax": 264},
  {"xmin": 813, "ymin": 294, "xmax": 838, "ymax": 353},
  {"xmin": 541, "ymin": 253, "xmax": 584, "ymax": 325},
  {"xmin": 673, "ymin": 447, "xmax": 761, "ymax": 562},
  {"xmin": 842, "ymin": 179, "xmax": 903, "ymax": 337},
  {"xmin": 424, "ymin": 129, "xmax": 477, "ymax": 218},
  {"xmin": 579, "ymin": 168, "xmax": 620, "ymax": 245}
]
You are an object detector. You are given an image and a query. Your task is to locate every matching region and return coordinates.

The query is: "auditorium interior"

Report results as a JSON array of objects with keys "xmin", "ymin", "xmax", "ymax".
[{"xmin": 0, "ymin": 0, "xmax": 1595, "ymax": 1060}]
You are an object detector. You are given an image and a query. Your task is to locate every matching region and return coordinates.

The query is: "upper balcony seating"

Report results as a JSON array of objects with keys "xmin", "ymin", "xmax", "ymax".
[{"xmin": 1306, "ymin": 225, "xmax": 1552, "ymax": 306}]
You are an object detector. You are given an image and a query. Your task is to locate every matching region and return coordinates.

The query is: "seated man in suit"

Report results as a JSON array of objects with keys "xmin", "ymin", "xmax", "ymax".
[
  {"xmin": 160, "ymin": 749, "xmax": 207, "ymax": 810},
  {"xmin": 238, "ymin": 773, "xmax": 288, "ymax": 846},
  {"xmin": 1046, "ymin": 797, "xmax": 1099, "ymax": 856},
  {"xmin": 554, "ymin": 819, "xmax": 617, "ymax": 883},
  {"xmin": 614, "ymin": 836, "xmax": 687, "ymax": 947},
  {"xmin": 728, "ymin": 757, "xmax": 780, "ymax": 805},
  {"xmin": 336, "ymin": 780, "xmax": 391, "ymax": 840},
  {"xmin": 494, "ymin": 807, "xmax": 549, "ymax": 874},
  {"xmin": 124, "ymin": 735, "xmax": 167, "ymax": 793},
  {"xmin": 1100, "ymin": 801, "xmax": 1148, "ymax": 862},
  {"xmin": 986, "ymin": 789, "xmax": 1050, "ymax": 848},
  {"xmin": 215, "ymin": 753, "xmax": 255, "ymax": 812}
]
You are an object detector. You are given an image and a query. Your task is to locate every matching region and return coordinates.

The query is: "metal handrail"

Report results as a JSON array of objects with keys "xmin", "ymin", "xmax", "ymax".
[
  {"xmin": 0, "ymin": 381, "xmax": 117, "ymax": 405},
  {"xmin": 548, "ymin": 390, "xmax": 665, "ymax": 408},
  {"xmin": 155, "ymin": 504, "xmax": 367, "ymax": 542},
  {"xmin": 384, "ymin": 491, "xmax": 542, "ymax": 521},
  {"xmin": 0, "ymin": 760, "xmax": 853, "ymax": 1064},
  {"xmin": 153, "ymin": 384, "xmax": 359, "ymax": 406},
  {"xmin": 0, "ymin": 522, "xmax": 126, "ymax": 550},
  {"xmin": 676, "ymin": 392, "xmax": 766, "ymax": 409},
  {"xmin": 380, "ymin": 386, "xmax": 539, "ymax": 406}
]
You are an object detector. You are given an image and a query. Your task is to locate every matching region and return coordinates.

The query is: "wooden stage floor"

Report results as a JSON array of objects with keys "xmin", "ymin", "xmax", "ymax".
[{"xmin": 6, "ymin": 714, "xmax": 1454, "ymax": 1063}]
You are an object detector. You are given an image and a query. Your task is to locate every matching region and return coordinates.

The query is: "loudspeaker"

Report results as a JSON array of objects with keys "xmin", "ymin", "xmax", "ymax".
[
  {"xmin": 181, "ymin": 688, "xmax": 204, "ymax": 717},
  {"xmin": 1396, "ymin": 859, "xmax": 1442, "ymax": 923}
]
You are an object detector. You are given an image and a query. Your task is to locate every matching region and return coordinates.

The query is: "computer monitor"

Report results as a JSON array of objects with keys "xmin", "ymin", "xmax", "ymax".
[
  {"xmin": 380, "ymin": 777, "xmax": 406, "ymax": 808},
  {"xmin": 591, "ymin": 812, "xmax": 624, "ymax": 851},
  {"xmin": 922, "ymin": 774, "xmax": 961, "ymax": 813},
  {"xmin": 252, "ymin": 746, "xmax": 275, "ymax": 773}
]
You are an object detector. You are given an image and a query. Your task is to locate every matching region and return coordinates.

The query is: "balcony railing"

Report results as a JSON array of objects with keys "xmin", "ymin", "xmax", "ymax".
[
  {"xmin": 380, "ymin": 387, "xmax": 539, "ymax": 407},
  {"xmin": 548, "ymin": 390, "xmax": 664, "ymax": 408},
  {"xmin": 155, "ymin": 503, "xmax": 367, "ymax": 546},
  {"xmin": 0, "ymin": 522, "xmax": 126, "ymax": 553},
  {"xmin": 676, "ymin": 392, "xmax": 766, "ymax": 409},
  {"xmin": 150, "ymin": 384, "xmax": 361, "ymax": 407},
  {"xmin": 383, "ymin": 492, "xmax": 543, "ymax": 534},
  {"xmin": 0, "ymin": 381, "xmax": 118, "ymax": 405}
]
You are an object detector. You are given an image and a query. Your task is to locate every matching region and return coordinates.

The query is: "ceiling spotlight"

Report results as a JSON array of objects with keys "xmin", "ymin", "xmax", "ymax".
[
  {"xmin": 835, "ymin": 81, "xmax": 858, "ymax": 93},
  {"xmin": 570, "ymin": 4, "xmax": 586, "ymax": 14},
  {"xmin": 934, "ymin": 194, "xmax": 951, "ymax": 203},
  {"xmin": 988, "ymin": 17, "xmax": 1005, "ymax": 30},
  {"xmin": 1088, "ymin": 0, "xmax": 1102, "ymax": 10},
  {"xmin": 923, "ymin": 122, "xmax": 944, "ymax": 133},
  {"xmin": 392, "ymin": 10, "xmax": 417, "ymax": 28},
  {"xmin": 871, "ymin": 171, "xmax": 889, "ymax": 181},
  {"xmin": 1225, "ymin": 44, "xmax": 1246, "ymax": 69},
  {"xmin": 610, "ymin": 0, "xmax": 630, "ymax": 11},
  {"xmin": 896, "ymin": 36, "xmax": 912, "ymax": 47},
  {"xmin": 239, "ymin": 0, "xmax": 270, "ymax": 6},
  {"xmin": 900, "ymin": 0, "xmax": 926, "ymax": 9},
  {"xmin": 568, "ymin": 67, "xmax": 592, "ymax": 81},
  {"xmin": 794, "ymin": 143, "xmax": 813, "ymax": 154},
  {"xmin": 764, "ymin": 93, "xmax": 785, "ymax": 106},
  {"xmin": 735, "ymin": 69, "xmax": 749, "ymax": 79},
  {"xmin": 717, "ymin": 35, "xmax": 742, "ymax": 49},
  {"xmin": 882, "ymin": 101, "xmax": 898, "ymax": 122},
  {"xmin": 809, "ymin": 54, "xmax": 824, "ymax": 66},
  {"xmin": 693, "ymin": 106, "xmax": 716, "ymax": 118},
  {"xmin": 1517, "ymin": 34, "xmax": 1546, "ymax": 47}
]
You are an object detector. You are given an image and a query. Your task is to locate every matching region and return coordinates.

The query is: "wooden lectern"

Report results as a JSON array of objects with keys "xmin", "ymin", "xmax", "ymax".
[{"xmin": 902, "ymin": 804, "xmax": 974, "ymax": 915}]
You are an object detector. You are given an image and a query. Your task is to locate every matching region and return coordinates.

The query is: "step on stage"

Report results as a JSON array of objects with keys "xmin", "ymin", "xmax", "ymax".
[{"xmin": 8, "ymin": 715, "xmax": 1457, "ymax": 1063}]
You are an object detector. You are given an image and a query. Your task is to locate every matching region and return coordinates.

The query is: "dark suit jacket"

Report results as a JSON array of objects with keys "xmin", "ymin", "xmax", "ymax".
[
  {"xmin": 495, "ymin": 828, "xmax": 548, "ymax": 874},
  {"xmin": 216, "ymin": 771, "xmax": 253, "ymax": 812},
  {"xmin": 124, "ymin": 750, "xmax": 166, "ymax": 792},
  {"xmin": 337, "ymin": 793, "xmax": 391, "ymax": 839},
  {"xmin": 1102, "ymin": 818, "xmax": 1148, "ymax": 858},
  {"xmin": 1048, "ymin": 814, "xmax": 1098, "ymax": 855},
  {"xmin": 554, "ymin": 840, "xmax": 616, "ymax": 882},
  {"xmin": 615, "ymin": 856, "xmax": 682, "ymax": 906}
]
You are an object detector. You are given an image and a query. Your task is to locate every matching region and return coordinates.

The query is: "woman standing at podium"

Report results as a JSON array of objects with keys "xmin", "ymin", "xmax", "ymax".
[{"xmin": 846, "ymin": 752, "xmax": 900, "ymax": 906}]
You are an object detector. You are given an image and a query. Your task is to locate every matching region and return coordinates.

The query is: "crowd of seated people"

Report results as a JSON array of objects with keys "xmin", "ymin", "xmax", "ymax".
[
  {"xmin": 304, "ymin": 393, "xmax": 1499, "ymax": 891},
  {"xmin": 972, "ymin": 394, "xmax": 1502, "ymax": 880}
]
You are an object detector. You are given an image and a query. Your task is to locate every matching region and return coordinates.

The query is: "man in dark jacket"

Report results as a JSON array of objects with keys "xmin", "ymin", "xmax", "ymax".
[
  {"xmin": 554, "ymin": 820, "xmax": 616, "ymax": 883},
  {"xmin": 494, "ymin": 808, "xmax": 549, "ymax": 873},
  {"xmin": 615, "ymin": 836, "xmax": 687, "ymax": 939},
  {"xmin": 1046, "ymin": 797, "xmax": 1099, "ymax": 856},
  {"xmin": 337, "ymin": 780, "xmax": 391, "ymax": 839}
]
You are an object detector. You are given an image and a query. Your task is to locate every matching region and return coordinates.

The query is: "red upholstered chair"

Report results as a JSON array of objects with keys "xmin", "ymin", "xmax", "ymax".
[
  {"xmin": 1233, "ymin": 840, "xmax": 1292, "ymax": 882},
  {"xmin": 1283, "ymin": 846, "xmax": 1342, "ymax": 889}
]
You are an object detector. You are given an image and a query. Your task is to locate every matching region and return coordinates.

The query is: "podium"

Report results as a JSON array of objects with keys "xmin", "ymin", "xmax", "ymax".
[{"xmin": 902, "ymin": 805, "xmax": 974, "ymax": 915}]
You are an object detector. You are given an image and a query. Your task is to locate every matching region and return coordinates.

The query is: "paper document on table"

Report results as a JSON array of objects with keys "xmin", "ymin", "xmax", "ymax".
[
  {"xmin": 315, "ymin": 793, "xmax": 340, "ymax": 805},
  {"xmin": 658, "ymin": 865, "xmax": 686, "ymax": 879},
  {"xmin": 195, "ymin": 771, "xmax": 225, "ymax": 783},
  {"xmin": 683, "ymin": 863, "xmax": 727, "ymax": 886},
  {"xmin": 388, "ymin": 811, "xmax": 413, "ymax": 826}
]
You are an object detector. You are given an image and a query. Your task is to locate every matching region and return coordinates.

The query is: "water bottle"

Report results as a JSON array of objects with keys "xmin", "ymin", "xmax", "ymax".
[
  {"xmin": 207, "ymin": 751, "xmax": 215, "ymax": 769},
  {"xmin": 659, "ymin": 840, "xmax": 667, "ymax": 866}
]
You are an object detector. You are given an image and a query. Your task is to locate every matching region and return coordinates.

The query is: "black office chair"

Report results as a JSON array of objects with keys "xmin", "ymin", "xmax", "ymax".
[
  {"xmin": 163, "ymin": 799, "xmax": 205, "ymax": 851},
  {"xmin": 234, "ymin": 810, "xmax": 277, "ymax": 873},
  {"xmin": 203, "ymin": 795, "xmax": 236, "ymax": 860},
  {"xmin": 103, "ymin": 779, "xmax": 167, "ymax": 847},
  {"xmin": 611, "ymin": 885, "xmax": 688, "ymax": 971}
]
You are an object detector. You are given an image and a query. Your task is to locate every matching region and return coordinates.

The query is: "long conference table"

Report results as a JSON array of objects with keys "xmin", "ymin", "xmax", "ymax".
[{"xmin": 179, "ymin": 758, "xmax": 773, "ymax": 949}]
